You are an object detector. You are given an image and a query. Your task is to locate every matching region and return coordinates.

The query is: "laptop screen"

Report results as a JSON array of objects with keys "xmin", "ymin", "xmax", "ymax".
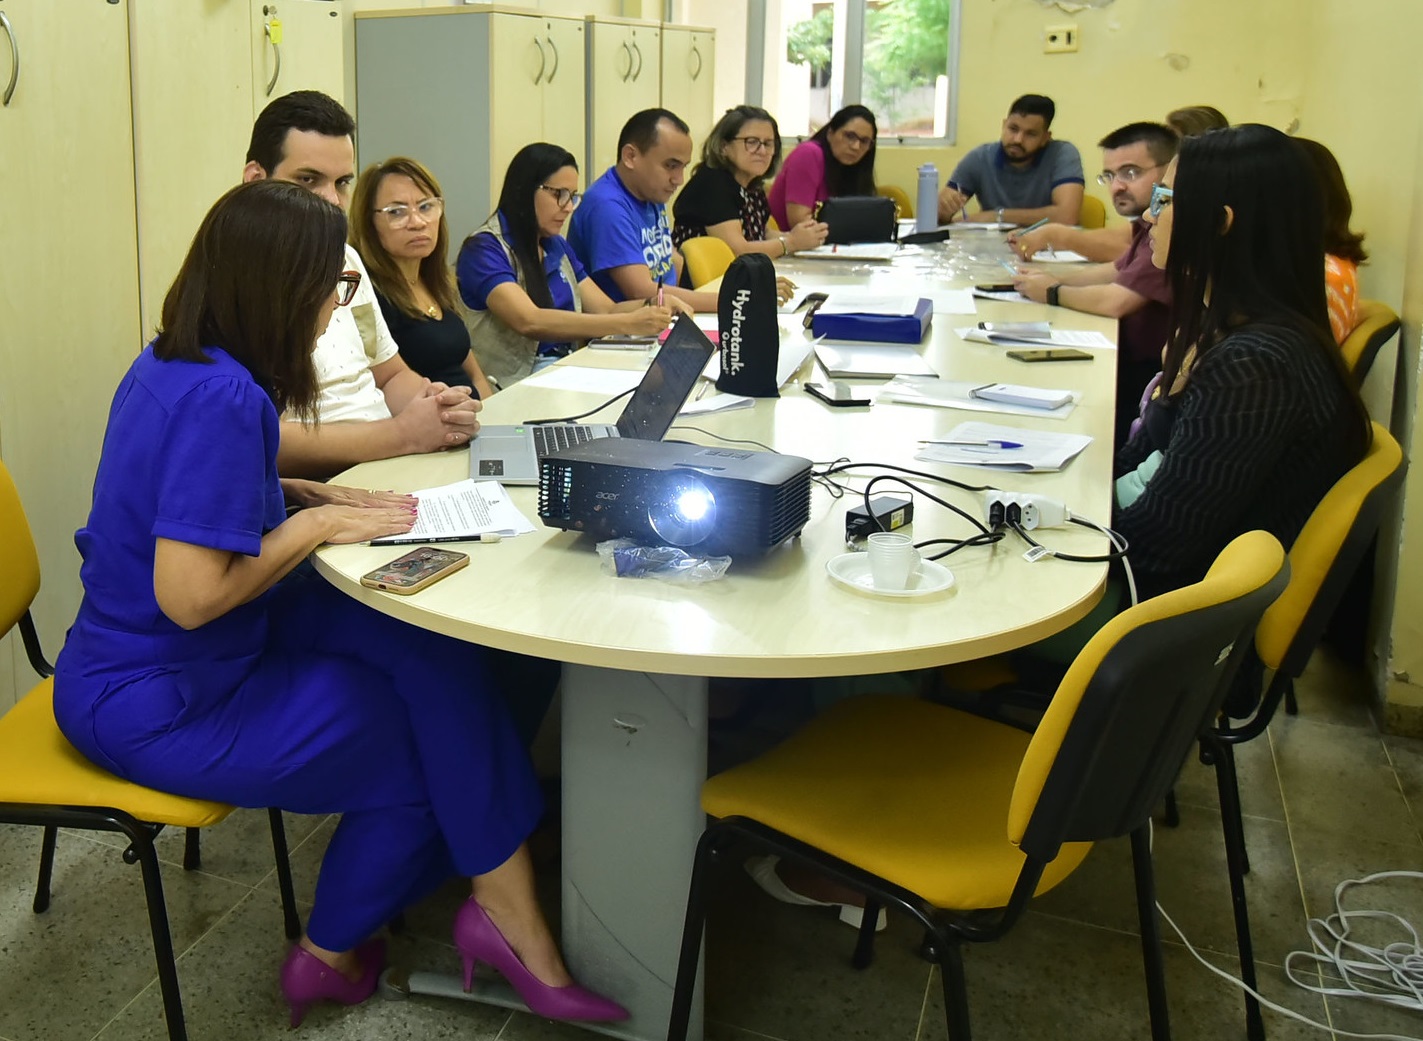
[{"xmin": 615, "ymin": 316, "xmax": 717, "ymax": 440}]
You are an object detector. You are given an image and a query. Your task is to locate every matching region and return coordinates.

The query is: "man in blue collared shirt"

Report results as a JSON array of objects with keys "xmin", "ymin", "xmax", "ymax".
[
  {"xmin": 568, "ymin": 109, "xmax": 718, "ymax": 312},
  {"xmin": 937, "ymin": 95, "xmax": 1085, "ymax": 227}
]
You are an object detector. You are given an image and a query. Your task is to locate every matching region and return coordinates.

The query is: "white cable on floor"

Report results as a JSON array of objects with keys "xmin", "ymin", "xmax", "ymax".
[{"xmin": 1154, "ymin": 875, "xmax": 1423, "ymax": 1041}]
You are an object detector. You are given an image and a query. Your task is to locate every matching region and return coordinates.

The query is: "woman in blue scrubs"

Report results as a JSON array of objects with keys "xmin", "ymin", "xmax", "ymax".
[{"xmin": 52, "ymin": 181, "xmax": 625, "ymax": 1027}]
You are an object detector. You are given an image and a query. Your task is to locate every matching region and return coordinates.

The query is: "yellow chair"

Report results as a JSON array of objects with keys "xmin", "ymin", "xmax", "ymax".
[
  {"xmin": 1078, "ymin": 195, "xmax": 1107, "ymax": 229},
  {"xmin": 1204, "ymin": 423, "xmax": 1403, "ymax": 1041},
  {"xmin": 1339, "ymin": 298, "xmax": 1399, "ymax": 382},
  {"xmin": 0, "ymin": 458, "xmax": 301, "ymax": 1041},
  {"xmin": 877, "ymin": 183, "xmax": 913, "ymax": 219},
  {"xmin": 667, "ymin": 531, "xmax": 1289, "ymax": 1041},
  {"xmin": 680, "ymin": 236, "xmax": 736, "ymax": 289}
]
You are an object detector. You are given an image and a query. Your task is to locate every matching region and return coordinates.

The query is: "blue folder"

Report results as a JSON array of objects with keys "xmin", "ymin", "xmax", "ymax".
[{"xmin": 810, "ymin": 297, "xmax": 932, "ymax": 344}]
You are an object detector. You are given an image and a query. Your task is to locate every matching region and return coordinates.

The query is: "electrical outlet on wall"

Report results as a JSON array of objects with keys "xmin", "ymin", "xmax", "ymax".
[{"xmin": 1044, "ymin": 24, "xmax": 1079, "ymax": 53}]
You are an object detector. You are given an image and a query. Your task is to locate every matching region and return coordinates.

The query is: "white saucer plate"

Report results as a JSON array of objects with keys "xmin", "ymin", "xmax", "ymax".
[{"xmin": 825, "ymin": 553, "xmax": 955, "ymax": 599}]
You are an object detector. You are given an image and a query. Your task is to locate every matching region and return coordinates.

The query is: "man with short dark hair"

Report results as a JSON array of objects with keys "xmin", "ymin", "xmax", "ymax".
[
  {"xmin": 568, "ymin": 109, "xmax": 718, "ymax": 312},
  {"xmin": 1010, "ymin": 121, "xmax": 1180, "ymax": 445},
  {"xmin": 937, "ymin": 94, "xmax": 1084, "ymax": 226},
  {"xmin": 242, "ymin": 90, "xmax": 480, "ymax": 478}
]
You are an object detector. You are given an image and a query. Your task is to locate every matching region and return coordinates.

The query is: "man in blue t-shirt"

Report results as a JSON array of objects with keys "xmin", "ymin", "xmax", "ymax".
[
  {"xmin": 936, "ymin": 94, "xmax": 1084, "ymax": 227},
  {"xmin": 568, "ymin": 109, "xmax": 718, "ymax": 312}
]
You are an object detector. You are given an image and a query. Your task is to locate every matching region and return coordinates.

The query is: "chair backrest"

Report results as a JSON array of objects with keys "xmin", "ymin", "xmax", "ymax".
[
  {"xmin": 1255, "ymin": 421, "xmax": 1404, "ymax": 679},
  {"xmin": 877, "ymin": 184, "xmax": 913, "ymax": 219},
  {"xmin": 1339, "ymin": 299, "xmax": 1400, "ymax": 382},
  {"xmin": 1078, "ymin": 195, "xmax": 1107, "ymax": 230},
  {"xmin": 681, "ymin": 236, "xmax": 736, "ymax": 288},
  {"xmin": 0, "ymin": 458, "xmax": 42, "ymax": 638},
  {"xmin": 1009, "ymin": 531, "xmax": 1289, "ymax": 861}
]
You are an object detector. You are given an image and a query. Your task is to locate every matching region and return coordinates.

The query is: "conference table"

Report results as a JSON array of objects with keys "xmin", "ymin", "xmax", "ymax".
[{"xmin": 312, "ymin": 231, "xmax": 1120, "ymax": 1041}]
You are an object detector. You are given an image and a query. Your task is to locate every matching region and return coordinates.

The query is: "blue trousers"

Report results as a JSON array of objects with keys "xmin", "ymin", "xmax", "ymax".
[{"xmin": 68, "ymin": 578, "xmax": 543, "ymax": 951}]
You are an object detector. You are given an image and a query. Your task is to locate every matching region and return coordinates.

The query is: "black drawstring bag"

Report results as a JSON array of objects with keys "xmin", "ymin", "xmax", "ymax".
[{"xmin": 715, "ymin": 253, "xmax": 780, "ymax": 398}]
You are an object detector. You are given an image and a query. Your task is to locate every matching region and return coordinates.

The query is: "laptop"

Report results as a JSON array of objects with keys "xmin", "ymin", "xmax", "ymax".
[{"xmin": 469, "ymin": 315, "xmax": 717, "ymax": 484}]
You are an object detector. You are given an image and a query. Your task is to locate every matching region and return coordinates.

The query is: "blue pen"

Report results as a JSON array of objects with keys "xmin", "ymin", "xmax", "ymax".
[{"xmin": 920, "ymin": 439, "xmax": 1024, "ymax": 449}]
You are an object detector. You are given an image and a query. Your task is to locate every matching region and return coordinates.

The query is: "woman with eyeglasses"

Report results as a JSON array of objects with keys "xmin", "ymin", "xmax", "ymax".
[
  {"xmin": 672, "ymin": 106, "xmax": 828, "ymax": 259},
  {"xmin": 52, "ymin": 180, "xmax": 629, "ymax": 1029},
  {"xmin": 1115, "ymin": 124, "xmax": 1370, "ymax": 605},
  {"xmin": 457, "ymin": 143, "xmax": 680, "ymax": 387},
  {"xmin": 768, "ymin": 105, "xmax": 878, "ymax": 231},
  {"xmin": 349, "ymin": 157, "xmax": 496, "ymax": 399}
]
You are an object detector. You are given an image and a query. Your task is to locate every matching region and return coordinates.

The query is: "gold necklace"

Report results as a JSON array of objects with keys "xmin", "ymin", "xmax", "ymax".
[{"xmin": 406, "ymin": 274, "xmax": 438, "ymax": 318}]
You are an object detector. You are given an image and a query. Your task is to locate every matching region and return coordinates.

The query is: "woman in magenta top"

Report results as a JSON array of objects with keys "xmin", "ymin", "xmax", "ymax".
[{"xmin": 768, "ymin": 104, "xmax": 878, "ymax": 229}]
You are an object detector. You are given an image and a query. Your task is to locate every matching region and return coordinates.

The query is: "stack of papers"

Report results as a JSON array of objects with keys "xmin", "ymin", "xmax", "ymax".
[
  {"xmin": 814, "ymin": 342, "xmax": 936, "ymax": 379},
  {"xmin": 702, "ymin": 339, "xmax": 813, "ymax": 387},
  {"xmin": 817, "ymin": 292, "xmax": 919, "ymax": 316},
  {"xmin": 877, "ymin": 376, "xmax": 1078, "ymax": 418},
  {"xmin": 915, "ymin": 421, "xmax": 1093, "ymax": 472},
  {"xmin": 373, "ymin": 480, "xmax": 535, "ymax": 544},
  {"xmin": 1029, "ymin": 249, "xmax": 1091, "ymax": 263},
  {"xmin": 957, "ymin": 325, "xmax": 1115, "ymax": 349},
  {"xmin": 680, "ymin": 391, "xmax": 754, "ymax": 416}
]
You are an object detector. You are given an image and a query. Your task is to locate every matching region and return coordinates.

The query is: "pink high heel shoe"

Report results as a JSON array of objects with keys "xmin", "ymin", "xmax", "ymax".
[
  {"xmin": 453, "ymin": 899, "xmax": 629, "ymax": 1022},
  {"xmin": 279, "ymin": 938, "xmax": 385, "ymax": 1028}
]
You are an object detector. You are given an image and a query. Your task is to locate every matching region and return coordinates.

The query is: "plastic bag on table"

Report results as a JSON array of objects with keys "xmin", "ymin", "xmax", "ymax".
[{"xmin": 595, "ymin": 539, "xmax": 731, "ymax": 583}]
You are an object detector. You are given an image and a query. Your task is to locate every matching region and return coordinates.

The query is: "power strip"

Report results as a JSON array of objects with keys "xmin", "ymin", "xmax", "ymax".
[{"xmin": 981, "ymin": 491, "xmax": 1068, "ymax": 530}]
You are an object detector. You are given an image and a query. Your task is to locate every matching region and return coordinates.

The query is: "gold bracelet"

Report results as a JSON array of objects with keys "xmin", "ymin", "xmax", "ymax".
[{"xmin": 779, "ymin": 235, "xmax": 790, "ymax": 257}]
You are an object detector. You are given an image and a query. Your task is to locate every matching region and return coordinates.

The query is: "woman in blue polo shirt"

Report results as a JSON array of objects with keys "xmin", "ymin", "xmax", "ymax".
[{"xmin": 457, "ymin": 143, "xmax": 679, "ymax": 387}]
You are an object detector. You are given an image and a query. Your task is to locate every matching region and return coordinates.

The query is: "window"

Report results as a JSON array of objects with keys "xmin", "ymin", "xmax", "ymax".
[{"xmin": 770, "ymin": 0, "xmax": 959, "ymax": 141}]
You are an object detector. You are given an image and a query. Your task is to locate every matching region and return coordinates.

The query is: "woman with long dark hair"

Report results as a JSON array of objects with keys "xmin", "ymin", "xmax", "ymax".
[
  {"xmin": 1116, "ymin": 124, "xmax": 1371, "ymax": 600},
  {"xmin": 349, "ymin": 157, "xmax": 496, "ymax": 398},
  {"xmin": 672, "ymin": 105, "xmax": 827, "ymax": 256},
  {"xmin": 457, "ymin": 143, "xmax": 680, "ymax": 387},
  {"xmin": 768, "ymin": 104, "xmax": 878, "ymax": 230},
  {"xmin": 52, "ymin": 180, "xmax": 628, "ymax": 1028},
  {"xmin": 1294, "ymin": 137, "xmax": 1369, "ymax": 343}
]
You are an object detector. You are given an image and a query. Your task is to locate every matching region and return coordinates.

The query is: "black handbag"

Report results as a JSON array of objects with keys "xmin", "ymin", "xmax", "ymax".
[{"xmin": 816, "ymin": 195, "xmax": 897, "ymax": 244}]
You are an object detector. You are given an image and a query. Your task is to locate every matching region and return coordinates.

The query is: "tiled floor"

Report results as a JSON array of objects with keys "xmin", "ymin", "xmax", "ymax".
[{"xmin": 2, "ymin": 647, "xmax": 1421, "ymax": 1041}]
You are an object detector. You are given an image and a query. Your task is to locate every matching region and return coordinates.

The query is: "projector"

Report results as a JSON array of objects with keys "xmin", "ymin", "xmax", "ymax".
[{"xmin": 538, "ymin": 438, "xmax": 813, "ymax": 556}]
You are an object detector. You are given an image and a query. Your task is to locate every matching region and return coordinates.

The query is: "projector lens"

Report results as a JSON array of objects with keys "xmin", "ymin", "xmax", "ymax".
[{"xmin": 649, "ymin": 477, "xmax": 716, "ymax": 546}]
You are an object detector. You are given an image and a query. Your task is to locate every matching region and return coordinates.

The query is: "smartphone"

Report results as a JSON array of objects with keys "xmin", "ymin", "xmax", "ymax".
[
  {"xmin": 360, "ymin": 548, "xmax": 469, "ymax": 595},
  {"xmin": 805, "ymin": 381, "xmax": 873, "ymax": 407},
  {"xmin": 1005, "ymin": 348, "xmax": 1095, "ymax": 363},
  {"xmin": 974, "ymin": 283, "xmax": 1018, "ymax": 293}
]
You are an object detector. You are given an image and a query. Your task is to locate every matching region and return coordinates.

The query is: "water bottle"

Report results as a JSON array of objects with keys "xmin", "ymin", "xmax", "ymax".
[{"xmin": 915, "ymin": 163, "xmax": 939, "ymax": 233}]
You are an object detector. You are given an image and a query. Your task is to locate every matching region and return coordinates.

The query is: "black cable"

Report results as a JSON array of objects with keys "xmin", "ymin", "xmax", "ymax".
[
  {"xmin": 817, "ymin": 459, "xmax": 999, "ymax": 494},
  {"xmin": 1009, "ymin": 519, "xmax": 1129, "ymax": 563},
  {"xmin": 522, "ymin": 387, "xmax": 636, "ymax": 425},
  {"xmin": 667, "ymin": 423, "xmax": 777, "ymax": 453}
]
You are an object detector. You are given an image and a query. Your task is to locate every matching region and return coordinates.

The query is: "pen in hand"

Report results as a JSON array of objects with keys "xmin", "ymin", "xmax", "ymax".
[{"xmin": 656, "ymin": 276, "xmax": 664, "ymax": 308}]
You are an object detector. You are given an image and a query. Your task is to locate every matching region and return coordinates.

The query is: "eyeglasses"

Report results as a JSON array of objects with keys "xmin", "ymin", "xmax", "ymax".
[
  {"xmin": 1148, "ymin": 183, "xmax": 1174, "ymax": 218},
  {"xmin": 538, "ymin": 185, "xmax": 583, "ymax": 210},
  {"xmin": 838, "ymin": 129, "xmax": 874, "ymax": 148},
  {"xmin": 731, "ymin": 136, "xmax": 776, "ymax": 153},
  {"xmin": 1096, "ymin": 163, "xmax": 1162, "ymax": 187},
  {"xmin": 373, "ymin": 197, "xmax": 444, "ymax": 229},
  {"xmin": 334, "ymin": 270, "xmax": 362, "ymax": 307}
]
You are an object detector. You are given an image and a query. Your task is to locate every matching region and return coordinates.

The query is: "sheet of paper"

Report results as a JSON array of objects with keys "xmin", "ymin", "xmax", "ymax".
[
  {"xmin": 680, "ymin": 391, "xmax": 755, "ymax": 416},
  {"xmin": 521, "ymin": 365, "xmax": 647, "ymax": 396},
  {"xmin": 1029, "ymin": 249, "xmax": 1091, "ymax": 263},
  {"xmin": 798, "ymin": 243, "xmax": 899, "ymax": 261},
  {"xmin": 701, "ymin": 338, "xmax": 813, "ymax": 388},
  {"xmin": 913, "ymin": 421, "xmax": 1092, "ymax": 472},
  {"xmin": 376, "ymin": 480, "xmax": 536, "ymax": 543},
  {"xmin": 692, "ymin": 313, "xmax": 720, "ymax": 332},
  {"xmin": 956, "ymin": 326, "xmax": 1115, "ymax": 350},
  {"xmin": 876, "ymin": 377, "xmax": 1078, "ymax": 419},
  {"xmin": 923, "ymin": 288, "xmax": 978, "ymax": 315},
  {"xmin": 817, "ymin": 291, "xmax": 919, "ymax": 316},
  {"xmin": 814, "ymin": 342, "xmax": 937, "ymax": 379},
  {"xmin": 972, "ymin": 288, "xmax": 1034, "ymax": 305}
]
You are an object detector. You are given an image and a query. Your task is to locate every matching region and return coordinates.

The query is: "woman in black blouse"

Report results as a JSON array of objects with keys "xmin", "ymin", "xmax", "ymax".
[
  {"xmin": 672, "ymin": 106, "xmax": 827, "ymax": 259},
  {"xmin": 1116, "ymin": 123, "xmax": 1371, "ymax": 600},
  {"xmin": 350, "ymin": 157, "xmax": 496, "ymax": 399}
]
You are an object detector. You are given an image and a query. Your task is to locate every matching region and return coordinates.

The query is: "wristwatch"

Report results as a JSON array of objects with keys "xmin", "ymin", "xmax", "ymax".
[{"xmin": 1046, "ymin": 284, "xmax": 1062, "ymax": 307}]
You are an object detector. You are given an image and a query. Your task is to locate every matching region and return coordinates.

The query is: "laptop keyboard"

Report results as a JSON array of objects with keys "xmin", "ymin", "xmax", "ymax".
[{"xmin": 532, "ymin": 424, "xmax": 597, "ymax": 457}]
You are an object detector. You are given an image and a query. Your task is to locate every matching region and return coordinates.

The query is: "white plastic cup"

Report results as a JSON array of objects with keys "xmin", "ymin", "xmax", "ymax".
[{"xmin": 866, "ymin": 532, "xmax": 920, "ymax": 590}]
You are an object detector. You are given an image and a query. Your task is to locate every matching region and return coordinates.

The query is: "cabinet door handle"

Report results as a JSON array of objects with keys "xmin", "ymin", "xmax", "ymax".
[
  {"xmin": 263, "ymin": 26, "xmax": 282, "ymax": 97},
  {"xmin": 545, "ymin": 33, "xmax": 559, "ymax": 84},
  {"xmin": 0, "ymin": 12, "xmax": 19, "ymax": 108},
  {"xmin": 619, "ymin": 40, "xmax": 632, "ymax": 82},
  {"xmin": 630, "ymin": 39, "xmax": 643, "ymax": 81},
  {"xmin": 531, "ymin": 35, "xmax": 546, "ymax": 85},
  {"xmin": 689, "ymin": 40, "xmax": 702, "ymax": 81}
]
